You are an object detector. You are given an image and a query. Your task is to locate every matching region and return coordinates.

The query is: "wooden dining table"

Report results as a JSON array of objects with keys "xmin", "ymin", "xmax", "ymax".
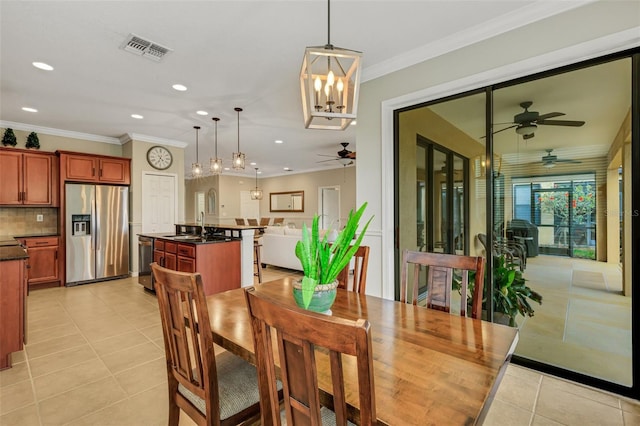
[{"xmin": 206, "ymin": 277, "xmax": 519, "ymax": 425}]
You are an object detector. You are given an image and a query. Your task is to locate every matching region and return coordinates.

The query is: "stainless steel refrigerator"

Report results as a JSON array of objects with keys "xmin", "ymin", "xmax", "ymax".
[{"xmin": 66, "ymin": 183, "xmax": 129, "ymax": 285}]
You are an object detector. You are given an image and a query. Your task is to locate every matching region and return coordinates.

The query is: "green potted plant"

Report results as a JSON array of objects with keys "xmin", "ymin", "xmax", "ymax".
[
  {"xmin": 294, "ymin": 202, "xmax": 372, "ymax": 312},
  {"xmin": 2, "ymin": 128, "xmax": 17, "ymax": 147},
  {"xmin": 26, "ymin": 131, "xmax": 40, "ymax": 149}
]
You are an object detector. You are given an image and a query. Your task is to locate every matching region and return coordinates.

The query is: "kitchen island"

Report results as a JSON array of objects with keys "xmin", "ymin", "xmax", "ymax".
[{"xmin": 0, "ymin": 238, "xmax": 28, "ymax": 370}]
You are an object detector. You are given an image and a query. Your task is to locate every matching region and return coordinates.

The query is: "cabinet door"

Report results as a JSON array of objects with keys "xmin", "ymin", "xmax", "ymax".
[
  {"xmin": 23, "ymin": 153, "xmax": 53, "ymax": 205},
  {"xmin": 65, "ymin": 154, "xmax": 98, "ymax": 182},
  {"xmin": 99, "ymin": 158, "xmax": 130, "ymax": 184},
  {"xmin": 164, "ymin": 253, "xmax": 177, "ymax": 270},
  {"xmin": 177, "ymin": 256, "xmax": 196, "ymax": 273},
  {"xmin": 26, "ymin": 246, "xmax": 59, "ymax": 284},
  {"xmin": 0, "ymin": 150, "xmax": 23, "ymax": 205},
  {"xmin": 153, "ymin": 250, "xmax": 164, "ymax": 267}
]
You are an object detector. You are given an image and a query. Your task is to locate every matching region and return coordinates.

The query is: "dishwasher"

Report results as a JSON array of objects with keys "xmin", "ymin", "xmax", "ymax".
[{"xmin": 138, "ymin": 235, "xmax": 155, "ymax": 291}]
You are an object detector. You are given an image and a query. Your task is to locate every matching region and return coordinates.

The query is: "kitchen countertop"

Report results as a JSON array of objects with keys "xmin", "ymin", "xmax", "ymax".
[
  {"xmin": 176, "ymin": 223, "xmax": 265, "ymax": 230},
  {"xmin": 138, "ymin": 233, "xmax": 239, "ymax": 245},
  {"xmin": 0, "ymin": 244, "xmax": 28, "ymax": 261}
]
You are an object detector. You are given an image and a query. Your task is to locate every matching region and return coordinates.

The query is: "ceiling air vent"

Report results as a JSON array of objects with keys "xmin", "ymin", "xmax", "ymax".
[{"xmin": 121, "ymin": 33, "xmax": 172, "ymax": 62}]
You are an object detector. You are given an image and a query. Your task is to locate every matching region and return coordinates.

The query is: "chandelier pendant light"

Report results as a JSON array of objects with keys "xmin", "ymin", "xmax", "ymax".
[
  {"xmin": 250, "ymin": 168, "xmax": 263, "ymax": 200},
  {"xmin": 210, "ymin": 117, "xmax": 223, "ymax": 175},
  {"xmin": 191, "ymin": 125, "xmax": 202, "ymax": 177},
  {"xmin": 232, "ymin": 107, "xmax": 246, "ymax": 170},
  {"xmin": 300, "ymin": 0, "xmax": 362, "ymax": 130}
]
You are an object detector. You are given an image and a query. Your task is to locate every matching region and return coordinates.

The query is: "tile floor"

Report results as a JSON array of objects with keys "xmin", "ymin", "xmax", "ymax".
[{"xmin": 1, "ymin": 266, "xmax": 639, "ymax": 425}]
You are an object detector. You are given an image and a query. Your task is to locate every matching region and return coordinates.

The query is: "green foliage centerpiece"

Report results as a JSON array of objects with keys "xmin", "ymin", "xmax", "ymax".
[{"xmin": 294, "ymin": 202, "xmax": 372, "ymax": 311}]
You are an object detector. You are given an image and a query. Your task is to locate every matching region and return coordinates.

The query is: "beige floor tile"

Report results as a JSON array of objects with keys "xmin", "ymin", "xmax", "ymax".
[
  {"xmin": 27, "ymin": 312, "xmax": 75, "ymax": 333},
  {"xmin": 38, "ymin": 376, "xmax": 127, "ymax": 425},
  {"xmin": 0, "ymin": 380, "xmax": 35, "ymax": 415},
  {"xmin": 100, "ymin": 341, "xmax": 163, "ymax": 374},
  {"xmin": 125, "ymin": 311, "xmax": 161, "ymax": 329},
  {"xmin": 77, "ymin": 318, "xmax": 137, "ymax": 343},
  {"xmin": 531, "ymin": 414, "xmax": 566, "ymax": 425},
  {"xmin": 90, "ymin": 330, "xmax": 151, "ymax": 357},
  {"xmin": 0, "ymin": 403, "xmax": 40, "ymax": 426},
  {"xmin": 536, "ymin": 379, "xmax": 624, "ymax": 426},
  {"xmin": 621, "ymin": 399, "xmax": 640, "ymax": 416},
  {"xmin": 29, "ymin": 344, "xmax": 97, "ymax": 378},
  {"xmin": 483, "ymin": 399, "xmax": 532, "ymax": 426},
  {"xmin": 27, "ymin": 323, "xmax": 80, "ymax": 345},
  {"xmin": 139, "ymin": 323, "xmax": 164, "ymax": 341},
  {"xmin": 25, "ymin": 332, "xmax": 87, "ymax": 359},
  {"xmin": 0, "ymin": 361, "xmax": 30, "ymax": 388},
  {"xmin": 33, "ymin": 358, "xmax": 111, "ymax": 401},
  {"xmin": 505, "ymin": 365, "xmax": 543, "ymax": 382},
  {"xmin": 623, "ymin": 410, "xmax": 640, "ymax": 425},
  {"xmin": 114, "ymin": 357, "xmax": 167, "ymax": 396},
  {"xmin": 9, "ymin": 351, "xmax": 25, "ymax": 365},
  {"xmin": 495, "ymin": 370, "xmax": 540, "ymax": 412},
  {"xmin": 541, "ymin": 376, "xmax": 621, "ymax": 408}
]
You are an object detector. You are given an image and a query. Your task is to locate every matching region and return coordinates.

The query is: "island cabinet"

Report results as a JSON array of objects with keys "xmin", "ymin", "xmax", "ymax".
[
  {"xmin": 153, "ymin": 238, "xmax": 241, "ymax": 295},
  {"xmin": 0, "ymin": 257, "xmax": 27, "ymax": 370},
  {"xmin": 0, "ymin": 148, "xmax": 59, "ymax": 206},
  {"xmin": 58, "ymin": 151, "xmax": 130, "ymax": 185},
  {"xmin": 18, "ymin": 237, "xmax": 60, "ymax": 288}
]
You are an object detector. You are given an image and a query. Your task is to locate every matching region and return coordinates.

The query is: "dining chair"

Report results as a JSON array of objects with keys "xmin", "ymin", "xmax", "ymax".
[
  {"xmin": 272, "ymin": 217, "xmax": 284, "ymax": 225},
  {"xmin": 399, "ymin": 250, "xmax": 485, "ymax": 319},
  {"xmin": 244, "ymin": 286, "xmax": 378, "ymax": 426},
  {"xmin": 151, "ymin": 263, "xmax": 261, "ymax": 426},
  {"xmin": 247, "ymin": 218, "xmax": 258, "ymax": 226},
  {"xmin": 235, "ymin": 218, "xmax": 246, "ymax": 225},
  {"xmin": 259, "ymin": 217, "xmax": 270, "ymax": 226},
  {"xmin": 337, "ymin": 245, "xmax": 370, "ymax": 294}
]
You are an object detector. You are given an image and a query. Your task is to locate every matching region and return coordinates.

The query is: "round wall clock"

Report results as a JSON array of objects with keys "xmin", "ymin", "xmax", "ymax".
[{"xmin": 147, "ymin": 146, "xmax": 173, "ymax": 170}]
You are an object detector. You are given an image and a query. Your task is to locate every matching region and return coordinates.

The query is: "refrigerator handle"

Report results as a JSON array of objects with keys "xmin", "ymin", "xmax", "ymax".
[{"xmin": 92, "ymin": 201, "xmax": 98, "ymax": 251}]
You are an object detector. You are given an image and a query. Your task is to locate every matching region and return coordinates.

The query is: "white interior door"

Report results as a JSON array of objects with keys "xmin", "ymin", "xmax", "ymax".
[
  {"xmin": 142, "ymin": 172, "xmax": 177, "ymax": 234},
  {"xmin": 319, "ymin": 186, "xmax": 340, "ymax": 229}
]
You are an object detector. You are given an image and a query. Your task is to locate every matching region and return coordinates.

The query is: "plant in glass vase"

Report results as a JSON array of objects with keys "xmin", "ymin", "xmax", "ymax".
[{"xmin": 294, "ymin": 202, "xmax": 372, "ymax": 312}]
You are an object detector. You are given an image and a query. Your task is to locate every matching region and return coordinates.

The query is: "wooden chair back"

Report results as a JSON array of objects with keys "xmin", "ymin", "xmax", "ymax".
[
  {"xmin": 399, "ymin": 250, "xmax": 485, "ymax": 319},
  {"xmin": 151, "ymin": 262, "xmax": 259, "ymax": 426},
  {"xmin": 272, "ymin": 217, "xmax": 284, "ymax": 225},
  {"xmin": 337, "ymin": 245, "xmax": 370, "ymax": 294},
  {"xmin": 244, "ymin": 287, "xmax": 378, "ymax": 426},
  {"xmin": 247, "ymin": 218, "xmax": 259, "ymax": 226},
  {"xmin": 259, "ymin": 217, "xmax": 270, "ymax": 226},
  {"xmin": 235, "ymin": 218, "xmax": 246, "ymax": 225}
]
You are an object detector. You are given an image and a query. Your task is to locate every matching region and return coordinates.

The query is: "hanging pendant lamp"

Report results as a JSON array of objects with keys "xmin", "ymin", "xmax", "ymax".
[
  {"xmin": 210, "ymin": 117, "xmax": 223, "ymax": 175},
  {"xmin": 300, "ymin": 0, "xmax": 362, "ymax": 130},
  {"xmin": 232, "ymin": 107, "xmax": 246, "ymax": 170},
  {"xmin": 191, "ymin": 125, "xmax": 202, "ymax": 176},
  {"xmin": 250, "ymin": 168, "xmax": 263, "ymax": 200}
]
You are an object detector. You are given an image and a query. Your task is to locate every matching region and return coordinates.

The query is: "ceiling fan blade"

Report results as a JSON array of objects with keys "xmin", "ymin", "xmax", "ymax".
[
  {"xmin": 317, "ymin": 154, "xmax": 338, "ymax": 158},
  {"xmin": 316, "ymin": 158, "xmax": 338, "ymax": 163},
  {"xmin": 491, "ymin": 124, "xmax": 518, "ymax": 135},
  {"xmin": 535, "ymin": 112, "xmax": 565, "ymax": 121},
  {"xmin": 537, "ymin": 119, "xmax": 585, "ymax": 127},
  {"xmin": 555, "ymin": 159, "xmax": 582, "ymax": 163},
  {"xmin": 523, "ymin": 133, "xmax": 535, "ymax": 140}
]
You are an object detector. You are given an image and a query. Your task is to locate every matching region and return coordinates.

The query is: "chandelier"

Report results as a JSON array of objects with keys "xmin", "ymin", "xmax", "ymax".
[
  {"xmin": 210, "ymin": 117, "xmax": 222, "ymax": 175},
  {"xmin": 232, "ymin": 107, "xmax": 246, "ymax": 170},
  {"xmin": 300, "ymin": 0, "xmax": 362, "ymax": 130},
  {"xmin": 250, "ymin": 168, "xmax": 263, "ymax": 200},
  {"xmin": 191, "ymin": 125, "xmax": 202, "ymax": 176}
]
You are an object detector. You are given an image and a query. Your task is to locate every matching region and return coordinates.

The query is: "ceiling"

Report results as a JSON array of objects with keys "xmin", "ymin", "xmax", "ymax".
[{"xmin": 1, "ymin": 1, "xmax": 606, "ymax": 178}]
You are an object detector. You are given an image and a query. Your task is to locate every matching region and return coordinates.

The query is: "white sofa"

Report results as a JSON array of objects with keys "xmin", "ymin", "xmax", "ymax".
[{"xmin": 260, "ymin": 226, "xmax": 327, "ymax": 271}]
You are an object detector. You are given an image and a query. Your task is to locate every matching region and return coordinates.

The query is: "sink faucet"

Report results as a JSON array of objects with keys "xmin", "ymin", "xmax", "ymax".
[{"xmin": 199, "ymin": 211, "xmax": 205, "ymax": 237}]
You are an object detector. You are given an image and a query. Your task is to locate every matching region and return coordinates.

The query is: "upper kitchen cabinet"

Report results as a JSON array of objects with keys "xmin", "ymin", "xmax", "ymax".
[
  {"xmin": 58, "ymin": 151, "xmax": 130, "ymax": 184},
  {"xmin": 0, "ymin": 148, "xmax": 59, "ymax": 206}
]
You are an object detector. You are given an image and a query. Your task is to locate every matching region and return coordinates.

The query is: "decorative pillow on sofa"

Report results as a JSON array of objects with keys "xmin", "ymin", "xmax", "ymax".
[{"xmin": 263, "ymin": 226, "xmax": 286, "ymax": 235}]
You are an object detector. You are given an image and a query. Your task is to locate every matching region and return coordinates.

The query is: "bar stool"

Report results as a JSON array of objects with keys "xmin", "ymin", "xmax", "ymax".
[{"xmin": 253, "ymin": 238, "xmax": 263, "ymax": 283}]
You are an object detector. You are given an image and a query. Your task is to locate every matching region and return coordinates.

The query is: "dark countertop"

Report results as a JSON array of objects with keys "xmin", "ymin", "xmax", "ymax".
[
  {"xmin": 176, "ymin": 223, "xmax": 265, "ymax": 230},
  {"xmin": 0, "ymin": 245, "xmax": 28, "ymax": 261},
  {"xmin": 139, "ymin": 233, "xmax": 239, "ymax": 245}
]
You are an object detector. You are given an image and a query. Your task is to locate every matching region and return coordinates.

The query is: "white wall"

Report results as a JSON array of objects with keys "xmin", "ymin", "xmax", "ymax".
[{"xmin": 356, "ymin": 2, "xmax": 640, "ymax": 299}]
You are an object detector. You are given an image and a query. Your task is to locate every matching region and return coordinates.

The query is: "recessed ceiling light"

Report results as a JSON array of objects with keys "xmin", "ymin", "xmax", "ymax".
[
  {"xmin": 350, "ymin": 120, "xmax": 357, "ymax": 126},
  {"xmin": 32, "ymin": 62, "xmax": 54, "ymax": 71},
  {"xmin": 274, "ymin": 140, "xmax": 283, "ymax": 144},
  {"xmin": 196, "ymin": 110, "xmax": 208, "ymax": 116},
  {"xmin": 131, "ymin": 114, "xmax": 144, "ymax": 119},
  {"xmin": 22, "ymin": 107, "xmax": 38, "ymax": 112},
  {"xmin": 250, "ymin": 162, "xmax": 256, "ymax": 166},
  {"xmin": 283, "ymin": 167, "xmax": 290, "ymax": 171},
  {"xmin": 172, "ymin": 84, "xmax": 187, "ymax": 91},
  {"xmin": 224, "ymin": 167, "xmax": 230, "ymax": 171},
  {"xmin": 257, "ymin": 171, "xmax": 262, "ymax": 175}
]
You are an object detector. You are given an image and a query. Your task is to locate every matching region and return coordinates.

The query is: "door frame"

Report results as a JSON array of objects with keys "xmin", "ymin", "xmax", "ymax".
[{"xmin": 141, "ymin": 171, "xmax": 178, "ymax": 234}]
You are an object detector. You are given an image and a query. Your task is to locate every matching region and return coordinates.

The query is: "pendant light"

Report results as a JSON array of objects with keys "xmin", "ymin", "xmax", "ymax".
[
  {"xmin": 300, "ymin": 0, "xmax": 362, "ymax": 130},
  {"xmin": 191, "ymin": 125, "xmax": 202, "ymax": 176},
  {"xmin": 250, "ymin": 168, "xmax": 263, "ymax": 200},
  {"xmin": 209, "ymin": 117, "xmax": 223, "ymax": 175},
  {"xmin": 232, "ymin": 107, "xmax": 245, "ymax": 170}
]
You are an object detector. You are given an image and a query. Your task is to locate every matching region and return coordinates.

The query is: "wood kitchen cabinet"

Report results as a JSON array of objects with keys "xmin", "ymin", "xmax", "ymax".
[
  {"xmin": 0, "ymin": 257, "xmax": 27, "ymax": 370},
  {"xmin": 0, "ymin": 148, "xmax": 58, "ymax": 206},
  {"xmin": 20, "ymin": 237, "xmax": 60, "ymax": 288},
  {"xmin": 153, "ymin": 238, "xmax": 241, "ymax": 295},
  {"xmin": 58, "ymin": 151, "xmax": 131, "ymax": 185}
]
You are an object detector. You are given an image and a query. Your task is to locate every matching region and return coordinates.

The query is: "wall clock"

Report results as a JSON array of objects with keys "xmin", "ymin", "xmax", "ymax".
[{"xmin": 147, "ymin": 146, "xmax": 173, "ymax": 170}]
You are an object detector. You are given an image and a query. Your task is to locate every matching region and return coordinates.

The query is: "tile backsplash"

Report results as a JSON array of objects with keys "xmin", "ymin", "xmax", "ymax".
[{"xmin": 0, "ymin": 207, "xmax": 59, "ymax": 236}]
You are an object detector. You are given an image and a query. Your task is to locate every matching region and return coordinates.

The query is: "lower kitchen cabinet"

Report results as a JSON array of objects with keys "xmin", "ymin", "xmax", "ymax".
[
  {"xmin": 20, "ymin": 237, "xmax": 60, "ymax": 288},
  {"xmin": 0, "ymin": 258, "xmax": 27, "ymax": 370}
]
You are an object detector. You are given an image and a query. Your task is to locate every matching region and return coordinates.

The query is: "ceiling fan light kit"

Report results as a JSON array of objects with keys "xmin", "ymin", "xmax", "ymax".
[
  {"xmin": 300, "ymin": 0, "xmax": 362, "ymax": 130},
  {"xmin": 317, "ymin": 142, "xmax": 356, "ymax": 165},
  {"xmin": 492, "ymin": 101, "xmax": 585, "ymax": 140}
]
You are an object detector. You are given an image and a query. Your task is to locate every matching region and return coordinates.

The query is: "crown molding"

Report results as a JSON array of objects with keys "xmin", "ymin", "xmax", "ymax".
[
  {"xmin": 120, "ymin": 133, "xmax": 187, "ymax": 148},
  {"xmin": 0, "ymin": 120, "xmax": 121, "ymax": 144},
  {"xmin": 361, "ymin": 0, "xmax": 596, "ymax": 83}
]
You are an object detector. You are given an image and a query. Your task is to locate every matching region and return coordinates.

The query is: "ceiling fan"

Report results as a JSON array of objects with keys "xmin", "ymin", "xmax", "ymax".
[
  {"xmin": 317, "ymin": 142, "xmax": 356, "ymax": 166},
  {"xmin": 493, "ymin": 101, "xmax": 586, "ymax": 140},
  {"xmin": 541, "ymin": 149, "xmax": 582, "ymax": 168}
]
